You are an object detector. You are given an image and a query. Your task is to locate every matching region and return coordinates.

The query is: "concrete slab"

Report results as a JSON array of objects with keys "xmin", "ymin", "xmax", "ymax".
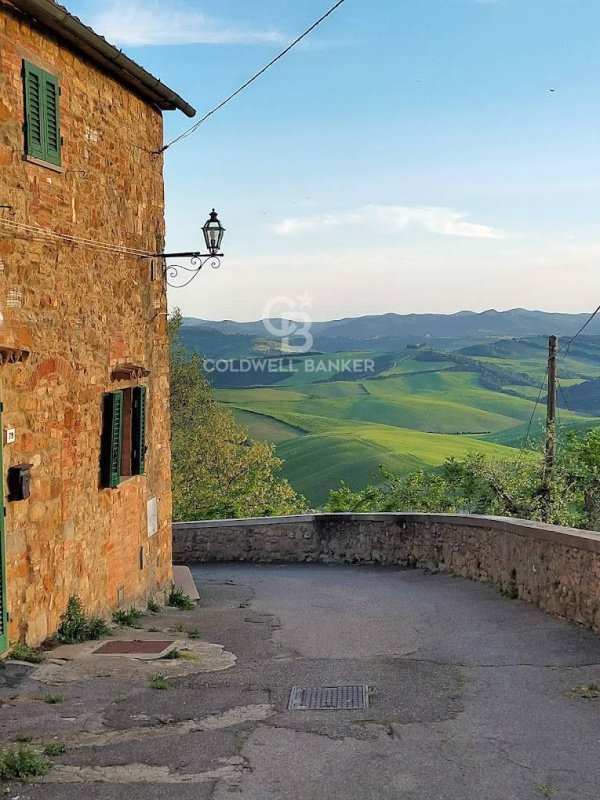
[{"xmin": 172, "ymin": 565, "xmax": 200, "ymax": 602}]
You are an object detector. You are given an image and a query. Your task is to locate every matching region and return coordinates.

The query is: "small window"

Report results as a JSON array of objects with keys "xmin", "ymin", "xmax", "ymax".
[
  {"xmin": 100, "ymin": 387, "xmax": 147, "ymax": 489},
  {"xmin": 22, "ymin": 60, "xmax": 61, "ymax": 166}
]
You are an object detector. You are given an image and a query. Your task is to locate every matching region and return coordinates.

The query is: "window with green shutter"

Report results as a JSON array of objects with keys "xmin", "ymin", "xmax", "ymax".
[
  {"xmin": 23, "ymin": 60, "xmax": 61, "ymax": 166},
  {"xmin": 101, "ymin": 391, "xmax": 123, "ymax": 489},
  {"xmin": 100, "ymin": 387, "xmax": 148, "ymax": 488}
]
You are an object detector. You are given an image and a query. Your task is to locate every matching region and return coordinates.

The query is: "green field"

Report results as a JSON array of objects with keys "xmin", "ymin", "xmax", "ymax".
[{"xmin": 212, "ymin": 338, "xmax": 600, "ymax": 506}]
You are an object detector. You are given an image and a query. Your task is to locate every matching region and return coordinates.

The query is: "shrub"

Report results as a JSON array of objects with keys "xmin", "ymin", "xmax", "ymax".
[
  {"xmin": 0, "ymin": 746, "xmax": 51, "ymax": 780},
  {"xmin": 161, "ymin": 647, "xmax": 182, "ymax": 660},
  {"xmin": 167, "ymin": 586, "xmax": 195, "ymax": 610},
  {"xmin": 56, "ymin": 596, "xmax": 110, "ymax": 644}
]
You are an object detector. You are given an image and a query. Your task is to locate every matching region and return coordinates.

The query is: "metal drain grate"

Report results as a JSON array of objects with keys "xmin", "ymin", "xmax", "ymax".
[{"xmin": 288, "ymin": 685, "xmax": 369, "ymax": 711}]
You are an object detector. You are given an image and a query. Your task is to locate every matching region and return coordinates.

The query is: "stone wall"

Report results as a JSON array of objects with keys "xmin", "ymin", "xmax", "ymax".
[
  {"xmin": 0, "ymin": 1, "xmax": 173, "ymax": 644},
  {"xmin": 173, "ymin": 514, "xmax": 600, "ymax": 633}
]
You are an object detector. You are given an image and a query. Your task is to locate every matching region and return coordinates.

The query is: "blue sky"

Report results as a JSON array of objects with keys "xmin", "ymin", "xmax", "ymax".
[{"xmin": 70, "ymin": 0, "xmax": 600, "ymax": 321}]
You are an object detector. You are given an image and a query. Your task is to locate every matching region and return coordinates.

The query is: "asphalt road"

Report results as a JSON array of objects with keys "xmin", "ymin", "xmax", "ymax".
[
  {"xmin": 5, "ymin": 563, "xmax": 600, "ymax": 799},
  {"xmin": 196, "ymin": 563, "xmax": 600, "ymax": 800}
]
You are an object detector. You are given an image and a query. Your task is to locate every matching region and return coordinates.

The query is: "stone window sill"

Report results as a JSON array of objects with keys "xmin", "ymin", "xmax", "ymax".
[
  {"xmin": 23, "ymin": 155, "xmax": 65, "ymax": 174},
  {"xmin": 101, "ymin": 475, "xmax": 144, "ymax": 492}
]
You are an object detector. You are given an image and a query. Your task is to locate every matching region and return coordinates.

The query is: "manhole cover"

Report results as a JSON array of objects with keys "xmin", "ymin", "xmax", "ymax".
[
  {"xmin": 288, "ymin": 685, "xmax": 369, "ymax": 711},
  {"xmin": 92, "ymin": 640, "xmax": 174, "ymax": 657}
]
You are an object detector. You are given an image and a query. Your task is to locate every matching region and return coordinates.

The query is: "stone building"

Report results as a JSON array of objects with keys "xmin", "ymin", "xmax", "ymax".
[{"xmin": 0, "ymin": 0, "xmax": 195, "ymax": 646}]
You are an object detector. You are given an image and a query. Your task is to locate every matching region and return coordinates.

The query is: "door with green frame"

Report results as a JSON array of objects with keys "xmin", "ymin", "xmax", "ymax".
[{"xmin": 0, "ymin": 403, "xmax": 7, "ymax": 653}]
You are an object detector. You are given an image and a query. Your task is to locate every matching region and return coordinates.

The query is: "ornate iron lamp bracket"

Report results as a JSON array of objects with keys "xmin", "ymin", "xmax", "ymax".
[
  {"xmin": 163, "ymin": 252, "xmax": 222, "ymax": 288},
  {"xmin": 144, "ymin": 252, "xmax": 223, "ymax": 288},
  {"xmin": 146, "ymin": 209, "xmax": 225, "ymax": 288}
]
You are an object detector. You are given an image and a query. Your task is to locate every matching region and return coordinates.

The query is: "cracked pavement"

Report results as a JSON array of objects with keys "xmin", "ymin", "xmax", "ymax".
[{"xmin": 2, "ymin": 563, "xmax": 600, "ymax": 798}]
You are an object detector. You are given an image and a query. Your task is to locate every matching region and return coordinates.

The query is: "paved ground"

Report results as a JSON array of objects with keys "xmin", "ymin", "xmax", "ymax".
[{"xmin": 2, "ymin": 564, "xmax": 600, "ymax": 798}]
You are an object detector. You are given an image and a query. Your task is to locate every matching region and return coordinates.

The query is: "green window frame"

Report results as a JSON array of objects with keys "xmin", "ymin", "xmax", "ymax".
[
  {"xmin": 132, "ymin": 386, "xmax": 147, "ymax": 476},
  {"xmin": 23, "ymin": 60, "xmax": 61, "ymax": 166},
  {"xmin": 100, "ymin": 387, "xmax": 147, "ymax": 489}
]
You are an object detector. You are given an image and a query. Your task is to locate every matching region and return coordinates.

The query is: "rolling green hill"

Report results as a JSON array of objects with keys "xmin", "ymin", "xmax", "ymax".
[
  {"xmin": 275, "ymin": 422, "xmax": 517, "ymax": 505},
  {"xmin": 201, "ymin": 332, "xmax": 600, "ymax": 506}
]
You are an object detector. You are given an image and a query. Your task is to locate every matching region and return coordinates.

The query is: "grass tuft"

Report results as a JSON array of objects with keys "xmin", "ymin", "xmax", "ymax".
[
  {"xmin": 148, "ymin": 674, "xmax": 173, "ymax": 690},
  {"xmin": 43, "ymin": 742, "xmax": 66, "ymax": 756},
  {"xmin": 112, "ymin": 607, "xmax": 145, "ymax": 627},
  {"xmin": 535, "ymin": 784, "xmax": 555, "ymax": 798},
  {"xmin": 8, "ymin": 643, "xmax": 44, "ymax": 664},
  {"xmin": 147, "ymin": 600, "xmax": 162, "ymax": 613},
  {"xmin": 570, "ymin": 681, "xmax": 600, "ymax": 700},
  {"xmin": 42, "ymin": 694, "xmax": 64, "ymax": 705}
]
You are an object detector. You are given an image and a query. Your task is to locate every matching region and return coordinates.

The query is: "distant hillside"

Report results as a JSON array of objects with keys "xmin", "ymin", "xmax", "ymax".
[
  {"xmin": 181, "ymin": 309, "xmax": 600, "ymax": 358},
  {"xmin": 199, "ymin": 329, "xmax": 600, "ymax": 505},
  {"xmin": 559, "ymin": 379, "xmax": 600, "ymax": 416}
]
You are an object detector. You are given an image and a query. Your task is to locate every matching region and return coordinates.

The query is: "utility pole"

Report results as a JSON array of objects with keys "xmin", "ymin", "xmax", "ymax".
[
  {"xmin": 542, "ymin": 335, "xmax": 558, "ymax": 521},
  {"xmin": 545, "ymin": 335, "xmax": 558, "ymax": 473}
]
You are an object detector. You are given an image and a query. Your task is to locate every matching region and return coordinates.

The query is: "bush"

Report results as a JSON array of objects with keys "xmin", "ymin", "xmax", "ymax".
[
  {"xmin": 167, "ymin": 586, "xmax": 195, "ymax": 610},
  {"xmin": 0, "ymin": 746, "xmax": 51, "ymax": 780},
  {"xmin": 56, "ymin": 596, "xmax": 110, "ymax": 644}
]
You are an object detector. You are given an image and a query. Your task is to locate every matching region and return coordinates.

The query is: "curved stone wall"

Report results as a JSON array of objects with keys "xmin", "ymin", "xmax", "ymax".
[{"xmin": 173, "ymin": 513, "xmax": 600, "ymax": 633}]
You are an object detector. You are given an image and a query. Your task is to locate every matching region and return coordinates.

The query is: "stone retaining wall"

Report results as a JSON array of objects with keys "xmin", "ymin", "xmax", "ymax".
[{"xmin": 173, "ymin": 513, "xmax": 600, "ymax": 633}]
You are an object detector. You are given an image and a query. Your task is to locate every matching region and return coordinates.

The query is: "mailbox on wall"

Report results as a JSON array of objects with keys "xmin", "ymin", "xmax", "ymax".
[{"xmin": 7, "ymin": 464, "xmax": 32, "ymax": 501}]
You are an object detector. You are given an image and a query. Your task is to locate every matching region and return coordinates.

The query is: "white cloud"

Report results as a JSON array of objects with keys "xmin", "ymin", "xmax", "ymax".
[
  {"xmin": 90, "ymin": 1, "xmax": 285, "ymax": 47},
  {"xmin": 272, "ymin": 204, "xmax": 506, "ymax": 240}
]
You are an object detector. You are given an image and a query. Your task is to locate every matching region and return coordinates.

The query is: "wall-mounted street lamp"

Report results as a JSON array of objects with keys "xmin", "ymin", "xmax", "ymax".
[{"xmin": 148, "ymin": 209, "xmax": 225, "ymax": 288}]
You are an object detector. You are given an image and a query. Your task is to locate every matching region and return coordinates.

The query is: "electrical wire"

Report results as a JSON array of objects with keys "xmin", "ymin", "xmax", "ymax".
[
  {"xmin": 517, "ymin": 367, "xmax": 548, "ymax": 462},
  {"xmin": 156, "ymin": 0, "xmax": 349, "ymax": 154},
  {"xmin": 557, "ymin": 378, "xmax": 577, "ymax": 430},
  {"xmin": 0, "ymin": 217, "xmax": 152, "ymax": 257},
  {"xmin": 562, "ymin": 303, "xmax": 600, "ymax": 360}
]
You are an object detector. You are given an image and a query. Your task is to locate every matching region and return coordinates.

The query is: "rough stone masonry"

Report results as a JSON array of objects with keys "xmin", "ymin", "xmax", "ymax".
[
  {"xmin": 0, "ymin": 0, "xmax": 175, "ymax": 644},
  {"xmin": 173, "ymin": 513, "xmax": 600, "ymax": 634}
]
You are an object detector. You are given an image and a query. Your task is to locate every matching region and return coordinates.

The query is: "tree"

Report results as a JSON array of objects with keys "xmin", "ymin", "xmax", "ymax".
[
  {"xmin": 169, "ymin": 310, "xmax": 307, "ymax": 521},
  {"xmin": 325, "ymin": 431, "xmax": 600, "ymax": 530}
]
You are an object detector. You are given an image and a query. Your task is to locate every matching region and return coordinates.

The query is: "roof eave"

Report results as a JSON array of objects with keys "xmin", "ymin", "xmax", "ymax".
[{"xmin": 8, "ymin": 0, "xmax": 197, "ymax": 118}]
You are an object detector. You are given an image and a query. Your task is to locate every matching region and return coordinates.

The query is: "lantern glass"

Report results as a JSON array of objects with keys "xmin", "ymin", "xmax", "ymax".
[{"xmin": 202, "ymin": 209, "xmax": 225, "ymax": 255}]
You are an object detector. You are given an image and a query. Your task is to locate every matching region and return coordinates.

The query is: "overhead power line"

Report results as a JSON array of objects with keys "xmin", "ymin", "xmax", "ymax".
[
  {"xmin": 155, "ymin": 0, "xmax": 349, "ymax": 155},
  {"xmin": 557, "ymin": 378, "xmax": 577, "ymax": 430},
  {"xmin": 0, "ymin": 218, "xmax": 152, "ymax": 257},
  {"xmin": 562, "ymin": 303, "xmax": 600, "ymax": 360},
  {"xmin": 517, "ymin": 367, "xmax": 548, "ymax": 462}
]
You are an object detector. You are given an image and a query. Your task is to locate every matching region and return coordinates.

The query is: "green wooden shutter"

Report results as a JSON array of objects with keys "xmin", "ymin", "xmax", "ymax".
[
  {"xmin": 132, "ymin": 386, "xmax": 147, "ymax": 475},
  {"xmin": 23, "ymin": 61, "xmax": 45, "ymax": 160},
  {"xmin": 42, "ymin": 72, "xmax": 61, "ymax": 166},
  {"xmin": 101, "ymin": 391, "xmax": 123, "ymax": 489}
]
